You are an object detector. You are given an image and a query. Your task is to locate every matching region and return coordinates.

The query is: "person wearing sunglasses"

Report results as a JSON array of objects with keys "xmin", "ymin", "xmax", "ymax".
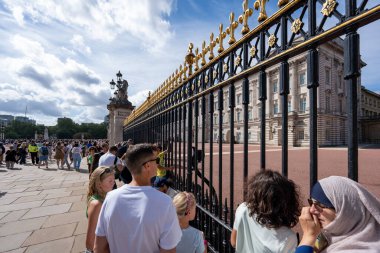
[
  {"xmin": 95, "ymin": 143, "xmax": 181, "ymax": 253},
  {"xmin": 296, "ymin": 176, "xmax": 380, "ymax": 253},
  {"xmin": 85, "ymin": 166, "xmax": 115, "ymax": 253}
]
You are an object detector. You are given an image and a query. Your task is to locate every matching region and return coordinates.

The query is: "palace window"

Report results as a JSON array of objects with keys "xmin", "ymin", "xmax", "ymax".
[
  {"xmin": 326, "ymin": 95, "xmax": 331, "ymax": 112},
  {"xmin": 274, "ymin": 101, "xmax": 279, "ymax": 114},
  {"xmin": 237, "ymin": 94, "xmax": 242, "ymax": 105},
  {"xmin": 299, "ymin": 72, "xmax": 306, "ymax": 86},
  {"xmin": 325, "ymin": 68, "xmax": 330, "ymax": 86},
  {"xmin": 298, "ymin": 130, "xmax": 304, "ymax": 140},
  {"xmin": 237, "ymin": 111, "xmax": 241, "ymax": 122},
  {"xmin": 273, "ymin": 80, "xmax": 278, "ymax": 93},
  {"xmin": 248, "ymin": 109, "xmax": 253, "ymax": 121},
  {"xmin": 288, "ymin": 100, "xmax": 291, "ymax": 112},
  {"xmin": 325, "ymin": 129, "xmax": 331, "ymax": 141},
  {"xmin": 339, "ymin": 99, "xmax": 343, "ymax": 113},
  {"xmin": 299, "ymin": 97, "xmax": 306, "ymax": 112}
]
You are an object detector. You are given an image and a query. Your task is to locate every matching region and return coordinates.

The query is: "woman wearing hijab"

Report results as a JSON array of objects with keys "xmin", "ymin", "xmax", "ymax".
[{"xmin": 296, "ymin": 176, "xmax": 380, "ymax": 253}]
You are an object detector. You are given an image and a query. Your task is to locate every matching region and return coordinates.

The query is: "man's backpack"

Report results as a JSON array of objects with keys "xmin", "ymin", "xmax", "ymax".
[{"xmin": 41, "ymin": 147, "xmax": 49, "ymax": 156}]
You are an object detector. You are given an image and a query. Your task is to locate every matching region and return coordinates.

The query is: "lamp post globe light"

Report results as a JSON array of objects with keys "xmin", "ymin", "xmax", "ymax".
[{"xmin": 106, "ymin": 71, "xmax": 135, "ymax": 145}]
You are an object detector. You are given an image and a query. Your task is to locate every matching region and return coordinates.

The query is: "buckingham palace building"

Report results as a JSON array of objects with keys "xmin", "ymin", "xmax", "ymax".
[{"xmin": 200, "ymin": 38, "xmax": 380, "ymax": 147}]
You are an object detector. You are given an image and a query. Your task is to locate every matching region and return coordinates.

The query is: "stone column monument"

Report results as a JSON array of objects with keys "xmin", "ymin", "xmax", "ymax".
[
  {"xmin": 107, "ymin": 72, "xmax": 134, "ymax": 146},
  {"xmin": 44, "ymin": 127, "xmax": 49, "ymax": 140}
]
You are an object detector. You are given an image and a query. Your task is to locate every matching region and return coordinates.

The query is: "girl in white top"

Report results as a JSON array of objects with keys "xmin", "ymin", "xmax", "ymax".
[
  {"xmin": 231, "ymin": 170, "xmax": 301, "ymax": 253},
  {"xmin": 173, "ymin": 192, "xmax": 207, "ymax": 253}
]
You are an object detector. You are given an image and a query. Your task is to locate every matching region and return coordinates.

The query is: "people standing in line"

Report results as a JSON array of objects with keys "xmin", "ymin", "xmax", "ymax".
[
  {"xmin": 67, "ymin": 141, "xmax": 73, "ymax": 166},
  {"xmin": 5, "ymin": 146, "xmax": 17, "ymax": 169},
  {"xmin": 98, "ymin": 145, "xmax": 123, "ymax": 189},
  {"xmin": 94, "ymin": 143, "xmax": 182, "ymax": 253},
  {"xmin": 295, "ymin": 176, "xmax": 380, "ymax": 253},
  {"xmin": 71, "ymin": 143, "xmax": 82, "ymax": 171},
  {"xmin": 0, "ymin": 142, "xmax": 5, "ymax": 165},
  {"xmin": 17, "ymin": 142, "xmax": 28, "ymax": 165},
  {"xmin": 87, "ymin": 147, "xmax": 96, "ymax": 176},
  {"xmin": 85, "ymin": 167, "xmax": 115, "ymax": 253},
  {"xmin": 28, "ymin": 141, "xmax": 39, "ymax": 165},
  {"xmin": 173, "ymin": 192, "xmax": 207, "ymax": 253},
  {"xmin": 47, "ymin": 142, "xmax": 53, "ymax": 161},
  {"xmin": 154, "ymin": 177, "xmax": 178, "ymax": 199},
  {"xmin": 151, "ymin": 143, "xmax": 174, "ymax": 184},
  {"xmin": 92, "ymin": 143, "xmax": 109, "ymax": 173},
  {"xmin": 117, "ymin": 139, "xmax": 134, "ymax": 184},
  {"xmin": 54, "ymin": 142, "xmax": 65, "ymax": 169},
  {"xmin": 38, "ymin": 142, "xmax": 49, "ymax": 169},
  {"xmin": 230, "ymin": 170, "xmax": 301, "ymax": 253},
  {"xmin": 63, "ymin": 142, "xmax": 71, "ymax": 170}
]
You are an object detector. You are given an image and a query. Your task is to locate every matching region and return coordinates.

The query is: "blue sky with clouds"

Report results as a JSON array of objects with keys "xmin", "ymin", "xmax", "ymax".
[{"xmin": 0, "ymin": 0, "xmax": 379, "ymax": 126}]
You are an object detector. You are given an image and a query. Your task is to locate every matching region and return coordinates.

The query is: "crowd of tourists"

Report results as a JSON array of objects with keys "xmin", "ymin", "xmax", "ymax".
[{"xmin": 0, "ymin": 139, "xmax": 379, "ymax": 253}]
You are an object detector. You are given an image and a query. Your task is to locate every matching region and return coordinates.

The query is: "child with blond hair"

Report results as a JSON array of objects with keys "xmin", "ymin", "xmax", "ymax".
[
  {"xmin": 85, "ymin": 166, "xmax": 115, "ymax": 253},
  {"xmin": 173, "ymin": 192, "xmax": 207, "ymax": 253}
]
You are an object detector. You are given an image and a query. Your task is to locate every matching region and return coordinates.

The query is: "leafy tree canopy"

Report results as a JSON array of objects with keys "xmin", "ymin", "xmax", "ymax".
[{"xmin": 3, "ymin": 118, "xmax": 107, "ymax": 139}]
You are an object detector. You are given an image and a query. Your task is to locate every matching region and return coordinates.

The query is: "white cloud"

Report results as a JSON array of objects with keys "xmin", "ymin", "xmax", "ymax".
[
  {"xmin": 129, "ymin": 89, "xmax": 152, "ymax": 107},
  {"xmin": 0, "ymin": 34, "xmax": 108, "ymax": 125},
  {"xmin": 70, "ymin": 34, "xmax": 92, "ymax": 55},
  {"xmin": 3, "ymin": 0, "xmax": 174, "ymax": 52}
]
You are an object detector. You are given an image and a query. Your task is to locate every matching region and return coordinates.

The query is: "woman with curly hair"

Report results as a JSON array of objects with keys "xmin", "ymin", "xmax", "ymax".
[
  {"xmin": 85, "ymin": 166, "xmax": 115, "ymax": 253},
  {"xmin": 230, "ymin": 170, "xmax": 301, "ymax": 252}
]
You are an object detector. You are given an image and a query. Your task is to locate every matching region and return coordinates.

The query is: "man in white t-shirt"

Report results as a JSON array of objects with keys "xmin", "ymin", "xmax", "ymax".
[
  {"xmin": 98, "ymin": 145, "xmax": 122, "ymax": 171},
  {"xmin": 95, "ymin": 143, "xmax": 182, "ymax": 253}
]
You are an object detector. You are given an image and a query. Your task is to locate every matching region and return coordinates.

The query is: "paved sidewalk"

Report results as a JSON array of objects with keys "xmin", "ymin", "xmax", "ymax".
[{"xmin": 0, "ymin": 160, "xmax": 90, "ymax": 253}]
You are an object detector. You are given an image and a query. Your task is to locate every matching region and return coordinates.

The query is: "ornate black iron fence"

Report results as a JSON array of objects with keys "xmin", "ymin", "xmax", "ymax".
[{"xmin": 123, "ymin": 1, "xmax": 380, "ymax": 252}]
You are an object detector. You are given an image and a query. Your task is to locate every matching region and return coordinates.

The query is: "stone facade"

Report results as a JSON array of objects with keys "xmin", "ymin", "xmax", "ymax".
[
  {"xmin": 194, "ymin": 39, "xmax": 380, "ymax": 146},
  {"xmin": 107, "ymin": 78, "xmax": 134, "ymax": 146}
]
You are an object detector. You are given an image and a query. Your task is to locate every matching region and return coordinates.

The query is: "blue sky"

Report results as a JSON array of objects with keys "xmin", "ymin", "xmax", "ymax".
[{"xmin": 0, "ymin": 0, "xmax": 379, "ymax": 125}]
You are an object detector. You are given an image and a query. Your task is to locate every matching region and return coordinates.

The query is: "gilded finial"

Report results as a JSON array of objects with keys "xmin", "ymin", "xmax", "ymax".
[
  {"xmin": 254, "ymin": 0, "xmax": 268, "ymax": 22},
  {"xmin": 178, "ymin": 65, "xmax": 183, "ymax": 84},
  {"xmin": 215, "ymin": 24, "xmax": 226, "ymax": 53},
  {"xmin": 201, "ymin": 40, "xmax": 208, "ymax": 66},
  {"xmin": 175, "ymin": 69, "xmax": 179, "ymax": 87},
  {"xmin": 185, "ymin": 42, "xmax": 196, "ymax": 76},
  {"xmin": 278, "ymin": 0, "xmax": 288, "ymax": 7},
  {"xmin": 238, "ymin": 0, "xmax": 253, "ymax": 35},
  {"xmin": 194, "ymin": 48, "xmax": 200, "ymax": 71},
  {"xmin": 183, "ymin": 60, "xmax": 188, "ymax": 80},
  {"xmin": 208, "ymin": 33, "xmax": 216, "ymax": 60},
  {"xmin": 226, "ymin": 12, "xmax": 239, "ymax": 45}
]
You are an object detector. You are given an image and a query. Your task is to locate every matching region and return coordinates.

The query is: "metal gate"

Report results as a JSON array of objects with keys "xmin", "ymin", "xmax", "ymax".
[{"xmin": 123, "ymin": 1, "xmax": 380, "ymax": 252}]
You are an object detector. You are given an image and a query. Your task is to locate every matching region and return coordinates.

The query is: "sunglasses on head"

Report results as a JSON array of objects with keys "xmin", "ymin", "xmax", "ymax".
[
  {"xmin": 100, "ymin": 168, "xmax": 112, "ymax": 176},
  {"xmin": 142, "ymin": 157, "xmax": 160, "ymax": 166},
  {"xmin": 307, "ymin": 198, "xmax": 334, "ymax": 210}
]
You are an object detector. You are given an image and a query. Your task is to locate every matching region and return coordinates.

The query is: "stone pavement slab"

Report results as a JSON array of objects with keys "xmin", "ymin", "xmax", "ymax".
[
  {"xmin": 72, "ymin": 234, "xmax": 86, "ymax": 253},
  {"xmin": 0, "ymin": 209, "xmax": 29, "ymax": 223},
  {"xmin": 12, "ymin": 194, "xmax": 48, "ymax": 204},
  {"xmin": 0, "ymin": 158, "xmax": 94, "ymax": 252},
  {"xmin": 24, "ymin": 237, "xmax": 75, "ymax": 253},
  {"xmin": 42, "ymin": 210, "xmax": 84, "ymax": 228},
  {"xmin": 21, "ymin": 203, "xmax": 71, "ymax": 220},
  {"xmin": 0, "ymin": 217, "xmax": 47, "ymax": 237},
  {"xmin": 3, "ymin": 248, "xmax": 26, "ymax": 253},
  {"xmin": 0, "ymin": 200, "xmax": 44, "ymax": 213},
  {"xmin": 0, "ymin": 232, "xmax": 31, "ymax": 252},
  {"xmin": 22, "ymin": 223, "xmax": 77, "ymax": 247}
]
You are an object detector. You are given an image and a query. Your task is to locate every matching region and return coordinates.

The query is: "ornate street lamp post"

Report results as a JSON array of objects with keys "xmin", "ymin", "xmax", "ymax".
[{"xmin": 106, "ymin": 71, "xmax": 134, "ymax": 145}]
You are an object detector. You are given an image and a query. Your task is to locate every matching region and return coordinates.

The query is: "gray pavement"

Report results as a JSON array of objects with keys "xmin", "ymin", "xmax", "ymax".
[{"xmin": 0, "ymin": 159, "xmax": 91, "ymax": 253}]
